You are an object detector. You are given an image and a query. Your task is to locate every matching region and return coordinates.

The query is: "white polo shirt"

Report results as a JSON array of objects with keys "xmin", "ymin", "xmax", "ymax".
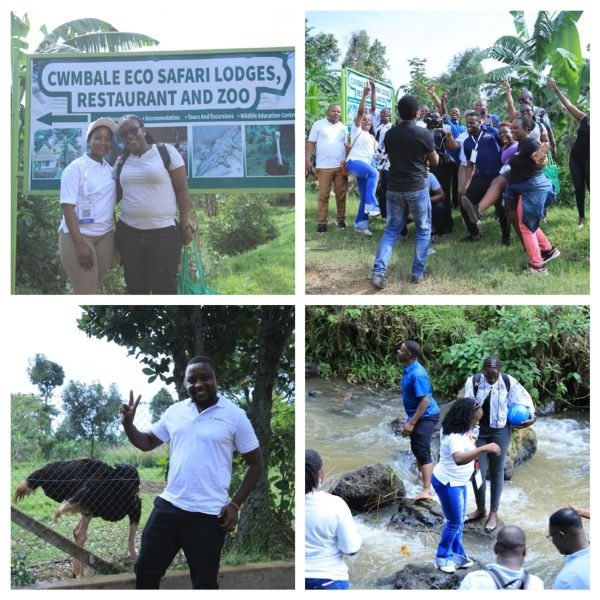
[
  {"xmin": 152, "ymin": 395, "xmax": 259, "ymax": 514},
  {"xmin": 307, "ymin": 118, "xmax": 347, "ymax": 168},
  {"xmin": 59, "ymin": 154, "xmax": 116, "ymax": 236},
  {"xmin": 115, "ymin": 143, "xmax": 184, "ymax": 230}
]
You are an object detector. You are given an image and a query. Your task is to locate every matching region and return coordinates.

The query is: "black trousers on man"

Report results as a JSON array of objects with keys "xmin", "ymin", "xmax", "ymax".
[{"xmin": 135, "ymin": 497, "xmax": 226, "ymax": 589}]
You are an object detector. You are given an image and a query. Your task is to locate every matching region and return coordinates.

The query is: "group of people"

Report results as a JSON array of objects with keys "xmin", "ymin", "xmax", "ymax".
[
  {"xmin": 305, "ymin": 78, "xmax": 589, "ymax": 286},
  {"xmin": 59, "ymin": 115, "xmax": 194, "ymax": 294},
  {"xmin": 304, "ymin": 341, "xmax": 589, "ymax": 589}
]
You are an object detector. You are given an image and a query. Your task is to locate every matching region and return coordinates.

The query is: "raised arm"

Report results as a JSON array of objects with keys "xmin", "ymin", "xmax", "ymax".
[
  {"xmin": 502, "ymin": 80, "xmax": 517, "ymax": 121},
  {"xmin": 120, "ymin": 390, "xmax": 163, "ymax": 452},
  {"xmin": 426, "ymin": 82, "xmax": 443, "ymax": 113},
  {"xmin": 548, "ymin": 78, "xmax": 587, "ymax": 121},
  {"xmin": 354, "ymin": 83, "xmax": 370, "ymax": 128},
  {"xmin": 369, "ymin": 79, "xmax": 377, "ymax": 115}
]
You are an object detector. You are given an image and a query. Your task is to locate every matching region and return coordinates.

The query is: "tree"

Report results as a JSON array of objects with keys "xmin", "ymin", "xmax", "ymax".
[
  {"xmin": 399, "ymin": 58, "xmax": 429, "ymax": 105},
  {"xmin": 305, "ymin": 20, "xmax": 341, "ymax": 131},
  {"xmin": 58, "ymin": 381, "xmax": 121, "ymax": 457},
  {"xmin": 27, "ymin": 353, "xmax": 65, "ymax": 404},
  {"xmin": 11, "ymin": 393, "xmax": 54, "ymax": 460},
  {"xmin": 342, "ymin": 30, "xmax": 390, "ymax": 81},
  {"xmin": 150, "ymin": 388, "xmax": 175, "ymax": 423},
  {"xmin": 77, "ymin": 305, "xmax": 295, "ymax": 553},
  {"xmin": 11, "ymin": 13, "xmax": 159, "ymax": 294}
]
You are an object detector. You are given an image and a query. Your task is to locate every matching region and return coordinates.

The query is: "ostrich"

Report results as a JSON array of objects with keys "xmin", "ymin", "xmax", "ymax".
[
  {"xmin": 264, "ymin": 130, "xmax": 290, "ymax": 175},
  {"xmin": 14, "ymin": 459, "xmax": 141, "ymax": 577}
]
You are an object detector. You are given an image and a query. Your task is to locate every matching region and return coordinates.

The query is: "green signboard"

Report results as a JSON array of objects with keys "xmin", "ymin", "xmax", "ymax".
[
  {"xmin": 26, "ymin": 48, "xmax": 295, "ymax": 193},
  {"xmin": 341, "ymin": 67, "xmax": 394, "ymax": 126}
]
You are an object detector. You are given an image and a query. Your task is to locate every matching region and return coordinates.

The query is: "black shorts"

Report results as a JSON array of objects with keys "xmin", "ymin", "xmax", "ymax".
[{"xmin": 410, "ymin": 414, "xmax": 439, "ymax": 465}]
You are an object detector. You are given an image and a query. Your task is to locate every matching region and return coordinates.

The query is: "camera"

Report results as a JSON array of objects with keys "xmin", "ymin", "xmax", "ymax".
[{"xmin": 423, "ymin": 112, "xmax": 444, "ymax": 130}]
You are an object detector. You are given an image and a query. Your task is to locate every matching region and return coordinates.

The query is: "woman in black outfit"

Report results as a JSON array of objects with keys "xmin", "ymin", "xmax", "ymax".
[{"xmin": 548, "ymin": 78, "xmax": 590, "ymax": 228}]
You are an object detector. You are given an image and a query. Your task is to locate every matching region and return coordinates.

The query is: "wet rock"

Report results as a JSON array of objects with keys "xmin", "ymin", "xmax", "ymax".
[
  {"xmin": 505, "ymin": 427, "xmax": 537, "ymax": 479},
  {"xmin": 305, "ymin": 363, "xmax": 319, "ymax": 378},
  {"xmin": 392, "ymin": 560, "xmax": 484, "ymax": 589},
  {"xmin": 462, "ymin": 514, "xmax": 505, "ymax": 539},
  {"xmin": 389, "ymin": 498, "xmax": 445, "ymax": 530},
  {"xmin": 330, "ymin": 464, "xmax": 405, "ymax": 512}
]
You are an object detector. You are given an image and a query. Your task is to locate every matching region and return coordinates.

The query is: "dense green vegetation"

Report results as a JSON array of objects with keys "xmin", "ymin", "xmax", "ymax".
[{"xmin": 306, "ymin": 305, "xmax": 589, "ymax": 410}]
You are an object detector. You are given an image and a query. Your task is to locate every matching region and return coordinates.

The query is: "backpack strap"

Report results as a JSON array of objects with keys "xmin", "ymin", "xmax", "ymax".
[
  {"xmin": 157, "ymin": 143, "xmax": 171, "ymax": 171},
  {"xmin": 501, "ymin": 372, "xmax": 511, "ymax": 393},
  {"xmin": 485, "ymin": 565, "xmax": 528, "ymax": 589},
  {"xmin": 472, "ymin": 372, "xmax": 481, "ymax": 398}
]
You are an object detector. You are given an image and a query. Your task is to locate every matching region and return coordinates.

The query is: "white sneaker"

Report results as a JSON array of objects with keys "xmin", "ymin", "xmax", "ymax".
[
  {"xmin": 355, "ymin": 228, "xmax": 373, "ymax": 236},
  {"xmin": 436, "ymin": 558, "xmax": 456, "ymax": 574},
  {"xmin": 365, "ymin": 206, "xmax": 381, "ymax": 217}
]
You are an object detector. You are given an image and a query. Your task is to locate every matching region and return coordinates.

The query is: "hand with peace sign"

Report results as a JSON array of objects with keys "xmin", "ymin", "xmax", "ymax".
[{"xmin": 120, "ymin": 390, "xmax": 141, "ymax": 427}]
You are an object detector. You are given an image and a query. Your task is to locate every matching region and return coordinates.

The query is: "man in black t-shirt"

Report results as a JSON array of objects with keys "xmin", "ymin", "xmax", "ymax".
[{"xmin": 371, "ymin": 95, "xmax": 438, "ymax": 289}]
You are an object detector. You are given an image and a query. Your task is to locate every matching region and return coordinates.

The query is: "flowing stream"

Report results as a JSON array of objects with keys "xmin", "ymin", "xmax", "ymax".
[{"xmin": 305, "ymin": 377, "xmax": 590, "ymax": 589}]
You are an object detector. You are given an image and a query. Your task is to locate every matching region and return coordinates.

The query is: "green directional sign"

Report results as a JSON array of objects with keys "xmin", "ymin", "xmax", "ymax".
[{"xmin": 26, "ymin": 48, "xmax": 295, "ymax": 193}]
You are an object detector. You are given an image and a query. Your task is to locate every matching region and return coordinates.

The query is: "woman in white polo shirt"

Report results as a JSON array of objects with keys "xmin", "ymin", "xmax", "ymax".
[
  {"xmin": 114, "ymin": 114, "xmax": 194, "ymax": 294},
  {"xmin": 58, "ymin": 118, "xmax": 117, "ymax": 293},
  {"xmin": 305, "ymin": 449, "xmax": 361, "ymax": 589},
  {"xmin": 431, "ymin": 398, "xmax": 501, "ymax": 574}
]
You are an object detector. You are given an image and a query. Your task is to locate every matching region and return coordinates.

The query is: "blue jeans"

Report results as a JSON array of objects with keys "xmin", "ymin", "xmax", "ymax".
[
  {"xmin": 506, "ymin": 173, "xmax": 555, "ymax": 233},
  {"xmin": 372, "ymin": 187, "xmax": 431, "ymax": 278},
  {"xmin": 347, "ymin": 159, "xmax": 380, "ymax": 229},
  {"xmin": 431, "ymin": 475, "xmax": 469, "ymax": 563},
  {"xmin": 305, "ymin": 578, "xmax": 350, "ymax": 589}
]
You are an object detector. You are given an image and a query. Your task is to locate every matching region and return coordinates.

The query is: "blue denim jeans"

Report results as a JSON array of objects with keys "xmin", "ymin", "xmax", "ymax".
[
  {"xmin": 305, "ymin": 578, "xmax": 350, "ymax": 589},
  {"xmin": 347, "ymin": 159, "xmax": 380, "ymax": 229},
  {"xmin": 431, "ymin": 474, "xmax": 469, "ymax": 563},
  {"xmin": 506, "ymin": 172, "xmax": 555, "ymax": 233},
  {"xmin": 372, "ymin": 187, "xmax": 431, "ymax": 278}
]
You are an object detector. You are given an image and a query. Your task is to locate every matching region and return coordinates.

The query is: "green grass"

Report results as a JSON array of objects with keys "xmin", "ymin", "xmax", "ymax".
[
  {"xmin": 305, "ymin": 189, "xmax": 589, "ymax": 295},
  {"xmin": 208, "ymin": 206, "xmax": 295, "ymax": 294}
]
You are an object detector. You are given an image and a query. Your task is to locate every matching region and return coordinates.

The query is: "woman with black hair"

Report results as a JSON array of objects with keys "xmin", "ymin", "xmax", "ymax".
[
  {"xmin": 431, "ymin": 398, "xmax": 501, "ymax": 574},
  {"xmin": 463, "ymin": 357, "xmax": 536, "ymax": 533},
  {"xmin": 114, "ymin": 114, "xmax": 193, "ymax": 294},
  {"xmin": 305, "ymin": 449, "xmax": 361, "ymax": 589}
]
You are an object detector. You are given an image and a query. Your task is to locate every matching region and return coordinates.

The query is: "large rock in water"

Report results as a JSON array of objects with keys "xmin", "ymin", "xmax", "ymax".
[
  {"xmin": 392, "ymin": 560, "xmax": 484, "ymax": 589},
  {"xmin": 330, "ymin": 464, "xmax": 405, "ymax": 512},
  {"xmin": 504, "ymin": 427, "xmax": 537, "ymax": 479},
  {"xmin": 389, "ymin": 498, "xmax": 445, "ymax": 530}
]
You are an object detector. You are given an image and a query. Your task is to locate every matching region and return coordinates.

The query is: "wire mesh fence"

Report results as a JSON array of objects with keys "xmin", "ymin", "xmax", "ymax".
[{"xmin": 10, "ymin": 402, "xmax": 187, "ymax": 581}]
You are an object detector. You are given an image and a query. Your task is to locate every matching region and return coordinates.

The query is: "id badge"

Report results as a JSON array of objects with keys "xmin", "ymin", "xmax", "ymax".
[
  {"xmin": 470, "ymin": 149, "xmax": 478, "ymax": 163},
  {"xmin": 78, "ymin": 202, "xmax": 95, "ymax": 224},
  {"xmin": 474, "ymin": 467, "xmax": 483, "ymax": 489}
]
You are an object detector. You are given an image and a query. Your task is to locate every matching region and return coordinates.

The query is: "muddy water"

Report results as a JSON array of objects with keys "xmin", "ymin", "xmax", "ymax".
[{"xmin": 305, "ymin": 377, "xmax": 590, "ymax": 589}]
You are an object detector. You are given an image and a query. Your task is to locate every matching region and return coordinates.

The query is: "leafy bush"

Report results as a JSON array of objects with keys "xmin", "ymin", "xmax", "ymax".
[
  {"xmin": 11, "ymin": 552, "xmax": 37, "ymax": 587},
  {"xmin": 206, "ymin": 194, "xmax": 278, "ymax": 255},
  {"xmin": 306, "ymin": 306, "xmax": 589, "ymax": 409}
]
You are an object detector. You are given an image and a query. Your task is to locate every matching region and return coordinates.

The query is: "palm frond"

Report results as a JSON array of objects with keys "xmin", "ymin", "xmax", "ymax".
[
  {"xmin": 50, "ymin": 32, "xmax": 159, "ymax": 54},
  {"xmin": 510, "ymin": 11, "xmax": 529, "ymax": 40},
  {"xmin": 37, "ymin": 18, "xmax": 117, "ymax": 50},
  {"xmin": 486, "ymin": 36, "xmax": 531, "ymax": 66}
]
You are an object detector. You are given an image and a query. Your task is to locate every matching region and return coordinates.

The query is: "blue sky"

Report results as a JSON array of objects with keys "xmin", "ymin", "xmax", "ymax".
[{"xmin": 306, "ymin": 11, "xmax": 591, "ymax": 89}]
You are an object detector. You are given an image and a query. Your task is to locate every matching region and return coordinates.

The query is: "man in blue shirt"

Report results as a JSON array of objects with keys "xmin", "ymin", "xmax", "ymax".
[
  {"xmin": 548, "ymin": 508, "xmax": 590, "ymax": 589},
  {"xmin": 460, "ymin": 111, "xmax": 510, "ymax": 244},
  {"xmin": 397, "ymin": 340, "xmax": 440, "ymax": 500}
]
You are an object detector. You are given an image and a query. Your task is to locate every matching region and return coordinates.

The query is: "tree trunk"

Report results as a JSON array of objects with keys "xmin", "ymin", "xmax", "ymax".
[{"xmin": 236, "ymin": 306, "xmax": 294, "ymax": 552}]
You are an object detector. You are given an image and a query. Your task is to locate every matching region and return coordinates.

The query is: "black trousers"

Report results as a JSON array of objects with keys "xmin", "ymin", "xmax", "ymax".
[
  {"xmin": 569, "ymin": 153, "xmax": 590, "ymax": 220},
  {"xmin": 116, "ymin": 220, "xmax": 182, "ymax": 295},
  {"xmin": 462, "ymin": 176, "xmax": 510, "ymax": 240},
  {"xmin": 135, "ymin": 497, "xmax": 226, "ymax": 589}
]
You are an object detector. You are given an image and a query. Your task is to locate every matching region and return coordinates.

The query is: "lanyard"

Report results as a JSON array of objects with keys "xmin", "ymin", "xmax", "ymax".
[{"xmin": 470, "ymin": 130, "xmax": 483, "ymax": 150}]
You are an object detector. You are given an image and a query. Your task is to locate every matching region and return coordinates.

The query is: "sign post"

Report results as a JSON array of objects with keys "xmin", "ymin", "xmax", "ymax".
[
  {"xmin": 26, "ymin": 48, "xmax": 295, "ymax": 193},
  {"xmin": 341, "ymin": 67, "xmax": 394, "ymax": 127}
]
